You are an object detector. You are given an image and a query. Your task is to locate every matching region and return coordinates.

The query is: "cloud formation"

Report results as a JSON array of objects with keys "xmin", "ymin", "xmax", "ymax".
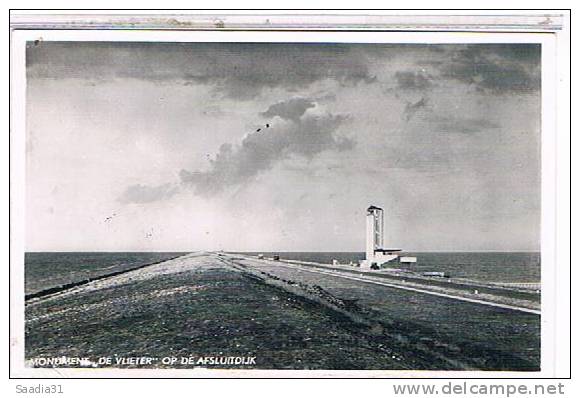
[
  {"xmin": 27, "ymin": 42, "xmax": 541, "ymax": 100},
  {"xmin": 394, "ymin": 71, "xmax": 434, "ymax": 91},
  {"xmin": 260, "ymin": 98, "xmax": 316, "ymax": 122},
  {"xmin": 27, "ymin": 42, "xmax": 378, "ymax": 100},
  {"xmin": 439, "ymin": 44, "xmax": 541, "ymax": 95},
  {"xmin": 28, "ymin": 42, "xmax": 541, "ymax": 251},
  {"xmin": 118, "ymin": 183, "xmax": 178, "ymax": 204},
  {"xmin": 180, "ymin": 100, "xmax": 353, "ymax": 196}
]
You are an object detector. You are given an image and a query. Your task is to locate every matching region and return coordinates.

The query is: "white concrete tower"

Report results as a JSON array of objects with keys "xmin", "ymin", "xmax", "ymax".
[
  {"xmin": 363, "ymin": 205, "xmax": 401, "ymax": 269},
  {"xmin": 366, "ymin": 205, "xmax": 384, "ymax": 259}
]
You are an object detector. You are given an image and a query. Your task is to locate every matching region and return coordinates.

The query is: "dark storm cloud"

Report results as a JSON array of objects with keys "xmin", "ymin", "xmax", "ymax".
[
  {"xmin": 394, "ymin": 71, "xmax": 434, "ymax": 91},
  {"xmin": 403, "ymin": 97, "xmax": 429, "ymax": 122},
  {"xmin": 180, "ymin": 102, "xmax": 353, "ymax": 196},
  {"xmin": 427, "ymin": 115, "xmax": 501, "ymax": 134},
  {"xmin": 439, "ymin": 44, "xmax": 541, "ymax": 95},
  {"xmin": 118, "ymin": 183, "xmax": 178, "ymax": 204},
  {"xmin": 260, "ymin": 98, "xmax": 316, "ymax": 122},
  {"xmin": 27, "ymin": 42, "xmax": 378, "ymax": 100},
  {"xmin": 27, "ymin": 42, "xmax": 541, "ymax": 98}
]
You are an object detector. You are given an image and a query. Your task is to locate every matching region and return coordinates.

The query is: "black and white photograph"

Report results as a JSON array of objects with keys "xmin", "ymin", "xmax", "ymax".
[{"xmin": 8, "ymin": 12, "xmax": 570, "ymax": 380}]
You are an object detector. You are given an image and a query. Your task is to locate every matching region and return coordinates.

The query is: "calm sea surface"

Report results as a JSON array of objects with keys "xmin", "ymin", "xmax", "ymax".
[
  {"xmin": 25, "ymin": 251, "xmax": 540, "ymax": 295},
  {"xmin": 25, "ymin": 252, "xmax": 186, "ymax": 295}
]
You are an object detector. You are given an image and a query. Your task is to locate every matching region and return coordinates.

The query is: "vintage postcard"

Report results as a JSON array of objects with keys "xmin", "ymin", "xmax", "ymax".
[{"xmin": 9, "ymin": 13, "xmax": 569, "ymax": 379}]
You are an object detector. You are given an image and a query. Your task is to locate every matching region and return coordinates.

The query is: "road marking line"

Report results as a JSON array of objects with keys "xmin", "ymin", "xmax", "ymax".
[{"xmin": 257, "ymin": 261, "xmax": 541, "ymax": 315}]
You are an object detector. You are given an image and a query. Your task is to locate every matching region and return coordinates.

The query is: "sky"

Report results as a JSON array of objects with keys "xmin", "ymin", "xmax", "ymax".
[{"xmin": 25, "ymin": 41, "xmax": 541, "ymax": 252}]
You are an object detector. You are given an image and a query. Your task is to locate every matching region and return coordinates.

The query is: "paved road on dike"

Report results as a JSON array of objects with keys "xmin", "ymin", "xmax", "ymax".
[{"xmin": 231, "ymin": 254, "xmax": 541, "ymax": 371}]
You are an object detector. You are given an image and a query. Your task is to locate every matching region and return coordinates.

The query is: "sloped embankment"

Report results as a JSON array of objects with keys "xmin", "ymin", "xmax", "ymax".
[
  {"xmin": 218, "ymin": 255, "xmax": 477, "ymax": 370},
  {"xmin": 25, "ymin": 255, "xmax": 186, "ymax": 302}
]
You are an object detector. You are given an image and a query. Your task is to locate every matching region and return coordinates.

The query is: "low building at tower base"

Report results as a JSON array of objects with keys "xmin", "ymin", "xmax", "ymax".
[{"xmin": 361, "ymin": 205, "xmax": 416, "ymax": 269}]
